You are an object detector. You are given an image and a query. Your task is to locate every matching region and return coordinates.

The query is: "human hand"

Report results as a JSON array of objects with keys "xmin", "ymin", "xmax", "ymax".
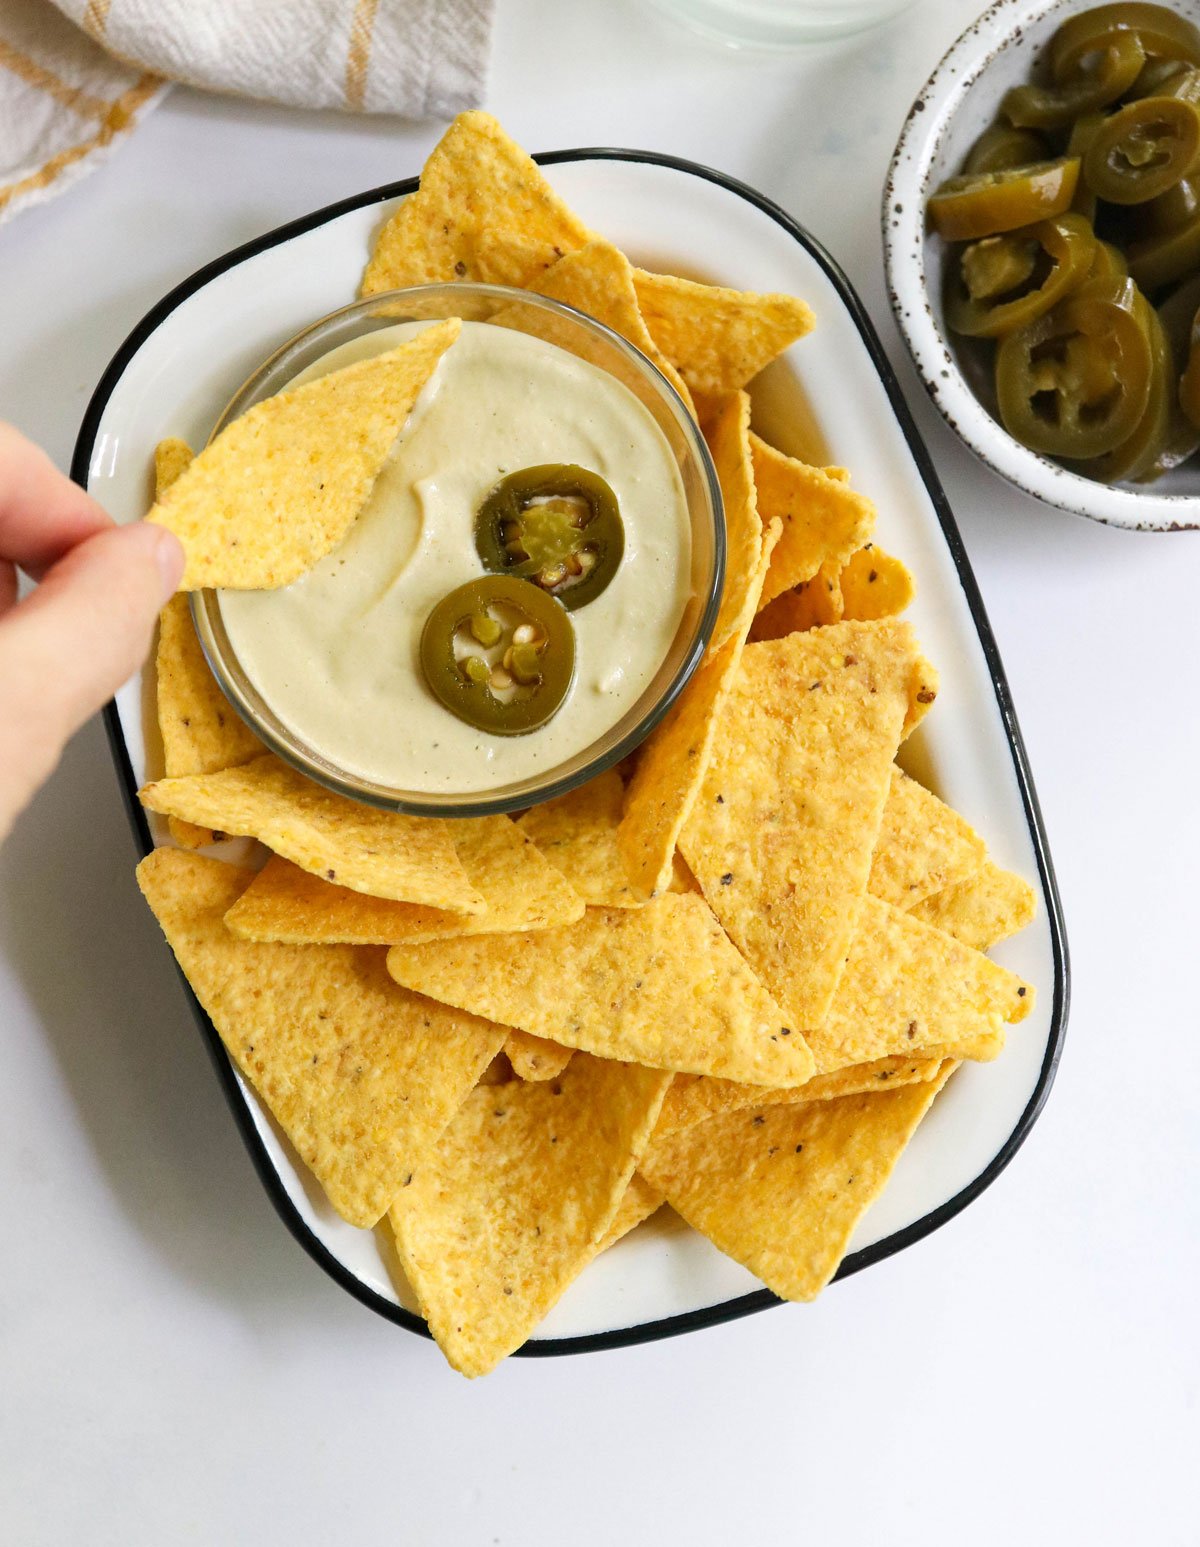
[{"xmin": 0, "ymin": 424, "xmax": 184, "ymax": 841}]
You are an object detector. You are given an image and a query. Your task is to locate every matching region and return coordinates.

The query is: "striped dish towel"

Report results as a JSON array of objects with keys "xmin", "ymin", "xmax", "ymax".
[{"xmin": 0, "ymin": 0, "xmax": 494, "ymax": 226}]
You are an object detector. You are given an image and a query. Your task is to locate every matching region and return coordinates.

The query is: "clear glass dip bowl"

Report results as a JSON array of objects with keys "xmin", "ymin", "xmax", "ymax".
[{"xmin": 191, "ymin": 284, "xmax": 724, "ymax": 817}]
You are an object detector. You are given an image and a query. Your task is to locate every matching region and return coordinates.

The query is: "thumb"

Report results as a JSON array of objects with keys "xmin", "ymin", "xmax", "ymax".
[{"xmin": 0, "ymin": 522, "xmax": 184, "ymax": 834}]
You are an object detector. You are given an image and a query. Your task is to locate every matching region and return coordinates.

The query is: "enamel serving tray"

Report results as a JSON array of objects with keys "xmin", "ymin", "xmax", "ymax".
[{"xmin": 76, "ymin": 151, "xmax": 1069, "ymax": 1356}]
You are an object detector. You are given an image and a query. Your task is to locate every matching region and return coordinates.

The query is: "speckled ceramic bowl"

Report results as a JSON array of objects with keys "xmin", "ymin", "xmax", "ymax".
[{"xmin": 884, "ymin": 0, "xmax": 1200, "ymax": 531}]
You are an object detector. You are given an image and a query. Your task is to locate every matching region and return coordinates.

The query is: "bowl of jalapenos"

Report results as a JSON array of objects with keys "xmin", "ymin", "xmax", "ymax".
[
  {"xmin": 189, "ymin": 283, "xmax": 724, "ymax": 815},
  {"xmin": 885, "ymin": 0, "xmax": 1200, "ymax": 528}
]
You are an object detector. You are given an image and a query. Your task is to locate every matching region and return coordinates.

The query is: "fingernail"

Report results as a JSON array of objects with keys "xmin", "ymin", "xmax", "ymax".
[{"xmin": 140, "ymin": 523, "xmax": 185, "ymax": 604}]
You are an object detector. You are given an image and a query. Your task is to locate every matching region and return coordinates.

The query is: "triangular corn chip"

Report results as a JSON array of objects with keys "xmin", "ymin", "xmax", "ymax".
[
  {"xmin": 616, "ymin": 515, "xmax": 781, "ymax": 901},
  {"xmin": 655, "ymin": 1052, "xmax": 950, "ymax": 1140},
  {"xmin": 388, "ymin": 1053, "xmax": 670, "ymax": 1375},
  {"xmin": 361, "ymin": 112, "xmax": 591, "ymax": 294},
  {"xmin": 868, "ymin": 767, "xmax": 987, "ymax": 909},
  {"xmin": 480, "ymin": 235, "xmax": 694, "ymax": 412},
  {"xmin": 387, "ymin": 892, "xmax": 814, "ymax": 1087},
  {"xmin": 148, "ymin": 321, "xmax": 460, "ymax": 589},
  {"xmin": 909, "ymin": 859, "xmax": 1038, "ymax": 951},
  {"xmin": 632, "ymin": 269, "xmax": 814, "ymax": 393},
  {"xmin": 805, "ymin": 895, "xmax": 1033, "ymax": 1075},
  {"xmin": 640, "ymin": 1064, "xmax": 956, "ymax": 1301},
  {"xmin": 223, "ymin": 817, "xmax": 581, "ymax": 945},
  {"xmin": 156, "ymin": 595, "xmax": 263, "ymax": 849},
  {"xmin": 840, "ymin": 543, "xmax": 916, "ymax": 622},
  {"xmin": 139, "ymin": 754, "xmax": 482, "ymax": 913},
  {"xmin": 518, "ymin": 770, "xmax": 640, "ymax": 908},
  {"xmin": 680, "ymin": 621, "xmax": 933, "ymax": 1028},
  {"xmin": 706, "ymin": 391, "xmax": 764, "ymax": 655},
  {"xmin": 504, "ymin": 1031, "xmax": 574, "ymax": 1082},
  {"xmin": 748, "ymin": 559, "xmax": 845, "ymax": 639},
  {"xmin": 153, "ymin": 437, "xmax": 194, "ymax": 497},
  {"xmin": 749, "ymin": 433, "xmax": 875, "ymax": 610},
  {"xmin": 136, "ymin": 850, "xmax": 506, "ymax": 1227},
  {"xmin": 595, "ymin": 1175, "xmax": 664, "ymax": 1253}
]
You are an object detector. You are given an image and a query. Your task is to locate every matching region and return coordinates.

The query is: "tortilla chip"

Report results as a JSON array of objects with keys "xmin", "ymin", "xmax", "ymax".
[
  {"xmin": 640, "ymin": 1065, "xmax": 955, "ymax": 1301},
  {"xmin": 749, "ymin": 433, "xmax": 875, "ymax": 610},
  {"xmin": 224, "ymin": 818, "xmax": 581, "ymax": 945},
  {"xmin": 387, "ymin": 892, "xmax": 814, "ymax": 1087},
  {"xmin": 153, "ymin": 441, "xmax": 231, "ymax": 848},
  {"xmin": 910, "ymin": 859, "xmax": 1038, "ymax": 951},
  {"xmin": 517, "ymin": 770, "xmax": 640, "ymax": 908},
  {"xmin": 154, "ymin": 437, "xmax": 194, "ymax": 497},
  {"xmin": 840, "ymin": 543, "xmax": 916, "ymax": 622},
  {"xmin": 504, "ymin": 1031, "xmax": 574, "ymax": 1082},
  {"xmin": 655, "ymin": 1053, "xmax": 949, "ymax": 1139},
  {"xmin": 135, "ymin": 849, "xmax": 506, "ymax": 1227},
  {"xmin": 680, "ymin": 621, "xmax": 932, "ymax": 1029},
  {"xmin": 480, "ymin": 235, "xmax": 693, "ymax": 412},
  {"xmin": 595, "ymin": 1174, "xmax": 664, "ymax": 1253},
  {"xmin": 705, "ymin": 391, "xmax": 765, "ymax": 655},
  {"xmin": 632, "ymin": 269, "xmax": 814, "ymax": 394},
  {"xmin": 139, "ymin": 754, "xmax": 482, "ymax": 913},
  {"xmin": 361, "ymin": 112, "xmax": 591, "ymax": 294},
  {"xmin": 388, "ymin": 1053, "xmax": 670, "ymax": 1375},
  {"xmin": 616, "ymin": 517, "xmax": 780, "ymax": 900},
  {"xmin": 155, "ymin": 595, "xmax": 264, "ymax": 849},
  {"xmin": 148, "ymin": 321, "xmax": 460, "ymax": 590},
  {"xmin": 868, "ymin": 767, "xmax": 987, "ymax": 910},
  {"xmin": 805, "ymin": 895, "xmax": 1033, "ymax": 1075},
  {"xmin": 749, "ymin": 558, "xmax": 845, "ymax": 640}
]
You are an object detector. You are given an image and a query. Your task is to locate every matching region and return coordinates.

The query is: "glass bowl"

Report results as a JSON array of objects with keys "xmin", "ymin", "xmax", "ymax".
[{"xmin": 190, "ymin": 283, "xmax": 724, "ymax": 817}]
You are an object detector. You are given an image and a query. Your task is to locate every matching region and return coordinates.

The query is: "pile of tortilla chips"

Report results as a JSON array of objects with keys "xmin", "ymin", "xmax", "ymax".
[{"xmin": 134, "ymin": 114, "xmax": 1037, "ymax": 1377}]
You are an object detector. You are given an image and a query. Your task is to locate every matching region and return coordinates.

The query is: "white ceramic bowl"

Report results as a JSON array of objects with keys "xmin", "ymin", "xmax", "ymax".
[{"xmin": 884, "ymin": 0, "xmax": 1200, "ymax": 531}]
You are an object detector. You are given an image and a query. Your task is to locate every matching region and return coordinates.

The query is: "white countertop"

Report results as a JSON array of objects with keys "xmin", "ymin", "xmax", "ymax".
[{"xmin": 1, "ymin": 2, "xmax": 1196, "ymax": 1541}]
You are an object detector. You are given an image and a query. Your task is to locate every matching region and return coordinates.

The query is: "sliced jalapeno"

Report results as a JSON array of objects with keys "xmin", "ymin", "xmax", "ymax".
[
  {"xmin": 947, "ymin": 213, "xmax": 1096, "ymax": 338},
  {"xmin": 475, "ymin": 463, "xmax": 623, "ymax": 612},
  {"xmin": 1067, "ymin": 114, "xmax": 1106, "ymax": 222},
  {"xmin": 1003, "ymin": 30, "xmax": 1145, "ymax": 130},
  {"xmin": 964, "ymin": 124, "xmax": 1051, "ymax": 176},
  {"xmin": 1087, "ymin": 238, "xmax": 1130, "ymax": 281},
  {"xmin": 1144, "ymin": 175, "xmax": 1200, "ymax": 234},
  {"xmin": 928, "ymin": 159, "xmax": 1081, "ymax": 241},
  {"xmin": 1052, "ymin": 6, "xmax": 1200, "ymax": 83},
  {"xmin": 1083, "ymin": 98, "xmax": 1200, "ymax": 205},
  {"xmin": 1094, "ymin": 295, "xmax": 1174, "ymax": 481},
  {"xmin": 1128, "ymin": 207, "xmax": 1200, "ymax": 290},
  {"xmin": 1161, "ymin": 273, "xmax": 1200, "ymax": 433},
  {"xmin": 420, "ymin": 576, "xmax": 575, "ymax": 735},
  {"xmin": 995, "ymin": 277, "xmax": 1154, "ymax": 459}
]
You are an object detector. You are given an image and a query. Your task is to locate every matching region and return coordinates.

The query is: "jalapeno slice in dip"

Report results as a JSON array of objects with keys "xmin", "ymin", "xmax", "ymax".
[
  {"xmin": 475, "ymin": 464, "xmax": 624, "ymax": 612},
  {"xmin": 420, "ymin": 575, "xmax": 576, "ymax": 735}
]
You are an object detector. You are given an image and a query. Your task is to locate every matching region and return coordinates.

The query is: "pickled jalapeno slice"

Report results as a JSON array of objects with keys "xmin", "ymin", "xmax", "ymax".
[
  {"xmin": 995, "ymin": 277, "xmax": 1154, "ymax": 458},
  {"xmin": 1051, "ymin": 6, "xmax": 1200, "ymax": 83},
  {"xmin": 963, "ymin": 124, "xmax": 1051, "ymax": 175},
  {"xmin": 947, "ymin": 213, "xmax": 1096, "ymax": 338},
  {"xmin": 1083, "ymin": 97, "xmax": 1200, "ymax": 204},
  {"xmin": 475, "ymin": 463, "xmax": 624, "ymax": 612},
  {"xmin": 1093, "ymin": 295, "xmax": 1174, "ymax": 480},
  {"xmin": 1002, "ymin": 29, "xmax": 1145, "ymax": 129},
  {"xmin": 420, "ymin": 576, "xmax": 576, "ymax": 735},
  {"xmin": 1129, "ymin": 207, "xmax": 1200, "ymax": 290},
  {"xmin": 929, "ymin": 159, "xmax": 1082, "ymax": 241}
]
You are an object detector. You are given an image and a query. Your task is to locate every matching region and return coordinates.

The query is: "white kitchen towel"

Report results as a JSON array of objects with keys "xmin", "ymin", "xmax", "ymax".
[{"xmin": 0, "ymin": 0, "xmax": 494, "ymax": 225}]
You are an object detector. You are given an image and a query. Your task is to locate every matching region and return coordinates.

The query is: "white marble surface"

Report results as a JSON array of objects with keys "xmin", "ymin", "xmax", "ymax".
[{"xmin": 0, "ymin": 1, "xmax": 1196, "ymax": 1541}]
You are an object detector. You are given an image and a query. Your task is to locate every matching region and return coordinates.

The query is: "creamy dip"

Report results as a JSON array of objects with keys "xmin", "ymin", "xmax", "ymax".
[{"xmin": 217, "ymin": 321, "xmax": 692, "ymax": 793}]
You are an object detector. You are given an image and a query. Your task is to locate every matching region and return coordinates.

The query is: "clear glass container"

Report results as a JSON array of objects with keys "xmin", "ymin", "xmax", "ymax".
[
  {"xmin": 649, "ymin": 0, "xmax": 921, "ymax": 48},
  {"xmin": 190, "ymin": 284, "xmax": 724, "ymax": 817}
]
